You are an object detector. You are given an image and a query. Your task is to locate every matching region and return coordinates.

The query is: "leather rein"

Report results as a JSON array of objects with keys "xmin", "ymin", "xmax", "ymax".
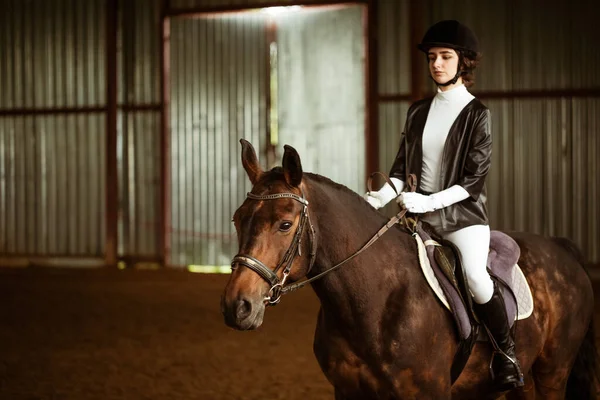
[{"xmin": 230, "ymin": 174, "xmax": 416, "ymax": 306}]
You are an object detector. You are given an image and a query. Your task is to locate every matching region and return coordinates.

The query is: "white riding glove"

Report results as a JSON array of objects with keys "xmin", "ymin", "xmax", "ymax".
[
  {"xmin": 398, "ymin": 192, "xmax": 437, "ymax": 213},
  {"xmin": 364, "ymin": 177, "xmax": 405, "ymax": 209},
  {"xmin": 397, "ymin": 185, "xmax": 470, "ymax": 213}
]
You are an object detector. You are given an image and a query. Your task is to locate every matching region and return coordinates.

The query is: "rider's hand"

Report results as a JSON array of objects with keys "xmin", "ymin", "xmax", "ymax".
[
  {"xmin": 397, "ymin": 185, "xmax": 470, "ymax": 213},
  {"xmin": 363, "ymin": 177, "xmax": 405, "ymax": 210},
  {"xmin": 397, "ymin": 192, "xmax": 439, "ymax": 213},
  {"xmin": 364, "ymin": 191, "xmax": 386, "ymax": 209}
]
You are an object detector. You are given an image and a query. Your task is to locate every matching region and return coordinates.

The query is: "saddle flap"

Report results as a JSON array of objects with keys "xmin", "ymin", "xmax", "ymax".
[
  {"xmin": 434, "ymin": 246, "xmax": 457, "ymax": 286},
  {"xmin": 412, "ymin": 222, "xmax": 534, "ymax": 384}
]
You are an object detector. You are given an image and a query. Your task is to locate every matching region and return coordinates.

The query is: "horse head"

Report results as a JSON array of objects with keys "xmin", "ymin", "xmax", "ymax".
[{"xmin": 221, "ymin": 139, "xmax": 316, "ymax": 330}]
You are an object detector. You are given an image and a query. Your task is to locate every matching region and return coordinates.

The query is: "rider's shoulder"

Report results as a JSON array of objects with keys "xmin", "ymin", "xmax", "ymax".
[
  {"xmin": 467, "ymin": 98, "xmax": 489, "ymax": 112},
  {"xmin": 407, "ymin": 96, "xmax": 434, "ymax": 116}
]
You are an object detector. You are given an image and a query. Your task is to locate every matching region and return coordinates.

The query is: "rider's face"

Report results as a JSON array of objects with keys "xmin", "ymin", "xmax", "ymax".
[{"xmin": 428, "ymin": 47, "xmax": 461, "ymax": 87}]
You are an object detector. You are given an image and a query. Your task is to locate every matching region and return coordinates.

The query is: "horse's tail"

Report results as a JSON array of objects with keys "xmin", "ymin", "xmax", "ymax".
[{"xmin": 566, "ymin": 319, "xmax": 600, "ymax": 400}]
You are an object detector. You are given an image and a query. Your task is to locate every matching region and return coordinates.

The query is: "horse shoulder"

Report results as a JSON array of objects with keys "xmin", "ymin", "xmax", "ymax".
[{"xmin": 313, "ymin": 275, "xmax": 455, "ymax": 399}]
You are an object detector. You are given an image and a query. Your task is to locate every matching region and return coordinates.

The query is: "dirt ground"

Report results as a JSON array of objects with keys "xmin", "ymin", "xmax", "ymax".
[
  {"xmin": 0, "ymin": 268, "xmax": 332, "ymax": 400},
  {"xmin": 0, "ymin": 267, "xmax": 599, "ymax": 400}
]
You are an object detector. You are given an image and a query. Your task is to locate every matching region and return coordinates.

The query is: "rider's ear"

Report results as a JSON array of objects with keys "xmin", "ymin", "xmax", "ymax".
[
  {"xmin": 240, "ymin": 139, "xmax": 263, "ymax": 185},
  {"xmin": 282, "ymin": 144, "xmax": 303, "ymax": 187}
]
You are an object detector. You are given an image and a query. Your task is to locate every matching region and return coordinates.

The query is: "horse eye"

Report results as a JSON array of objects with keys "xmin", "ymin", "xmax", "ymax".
[{"xmin": 279, "ymin": 221, "xmax": 293, "ymax": 232}]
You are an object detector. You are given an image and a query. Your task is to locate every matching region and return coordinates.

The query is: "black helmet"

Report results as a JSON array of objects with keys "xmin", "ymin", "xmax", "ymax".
[{"xmin": 417, "ymin": 20, "xmax": 479, "ymax": 55}]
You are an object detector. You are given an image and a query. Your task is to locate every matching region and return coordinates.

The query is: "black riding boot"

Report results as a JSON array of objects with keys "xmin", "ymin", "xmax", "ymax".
[{"xmin": 475, "ymin": 283, "xmax": 525, "ymax": 392}]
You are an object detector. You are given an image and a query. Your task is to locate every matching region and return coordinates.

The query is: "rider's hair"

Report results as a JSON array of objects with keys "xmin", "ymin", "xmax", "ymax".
[{"xmin": 460, "ymin": 51, "xmax": 481, "ymax": 88}]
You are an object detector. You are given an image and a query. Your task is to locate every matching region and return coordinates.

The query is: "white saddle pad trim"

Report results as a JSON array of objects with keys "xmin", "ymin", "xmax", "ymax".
[
  {"xmin": 512, "ymin": 262, "xmax": 534, "ymax": 319},
  {"xmin": 415, "ymin": 234, "xmax": 450, "ymax": 309},
  {"xmin": 414, "ymin": 235, "xmax": 534, "ymax": 320}
]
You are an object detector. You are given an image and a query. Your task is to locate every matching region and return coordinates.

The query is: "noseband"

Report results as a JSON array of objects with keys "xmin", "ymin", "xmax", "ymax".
[{"xmin": 230, "ymin": 190, "xmax": 317, "ymax": 305}]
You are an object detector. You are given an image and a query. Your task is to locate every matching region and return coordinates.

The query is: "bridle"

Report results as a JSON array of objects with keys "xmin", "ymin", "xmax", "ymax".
[
  {"xmin": 230, "ymin": 189, "xmax": 317, "ymax": 305},
  {"xmin": 230, "ymin": 174, "xmax": 416, "ymax": 306}
]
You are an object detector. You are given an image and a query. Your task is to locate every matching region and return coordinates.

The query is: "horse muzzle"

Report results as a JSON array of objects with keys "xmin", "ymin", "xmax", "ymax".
[{"xmin": 221, "ymin": 292, "xmax": 266, "ymax": 330}]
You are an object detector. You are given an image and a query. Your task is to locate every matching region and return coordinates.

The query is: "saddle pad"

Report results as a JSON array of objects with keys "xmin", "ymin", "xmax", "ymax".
[{"xmin": 415, "ymin": 234, "xmax": 534, "ymax": 322}]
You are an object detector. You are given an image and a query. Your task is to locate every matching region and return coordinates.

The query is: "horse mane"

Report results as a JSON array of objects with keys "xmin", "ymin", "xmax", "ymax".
[
  {"xmin": 263, "ymin": 166, "xmax": 385, "ymax": 220},
  {"xmin": 265, "ymin": 167, "xmax": 391, "ymax": 225},
  {"xmin": 304, "ymin": 172, "xmax": 369, "ymax": 204}
]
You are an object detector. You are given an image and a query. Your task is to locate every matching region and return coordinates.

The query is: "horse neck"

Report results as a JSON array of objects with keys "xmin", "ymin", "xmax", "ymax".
[{"xmin": 304, "ymin": 176, "xmax": 417, "ymax": 326}]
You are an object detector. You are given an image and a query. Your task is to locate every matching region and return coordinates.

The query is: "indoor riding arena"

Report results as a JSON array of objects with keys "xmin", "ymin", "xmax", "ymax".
[{"xmin": 1, "ymin": 1, "xmax": 599, "ymax": 399}]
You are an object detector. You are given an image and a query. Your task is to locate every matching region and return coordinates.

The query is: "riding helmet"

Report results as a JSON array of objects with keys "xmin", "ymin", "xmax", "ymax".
[{"xmin": 417, "ymin": 20, "xmax": 479, "ymax": 55}]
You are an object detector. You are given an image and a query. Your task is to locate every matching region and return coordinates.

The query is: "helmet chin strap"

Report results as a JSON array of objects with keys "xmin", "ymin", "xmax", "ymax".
[{"xmin": 434, "ymin": 70, "xmax": 463, "ymax": 87}]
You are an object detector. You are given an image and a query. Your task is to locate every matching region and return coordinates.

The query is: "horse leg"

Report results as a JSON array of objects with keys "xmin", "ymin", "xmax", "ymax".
[
  {"xmin": 528, "ymin": 317, "xmax": 594, "ymax": 399},
  {"xmin": 528, "ymin": 354, "xmax": 570, "ymax": 399}
]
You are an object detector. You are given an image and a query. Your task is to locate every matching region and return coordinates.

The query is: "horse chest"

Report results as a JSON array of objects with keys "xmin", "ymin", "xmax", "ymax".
[{"xmin": 321, "ymin": 345, "xmax": 386, "ymax": 396}]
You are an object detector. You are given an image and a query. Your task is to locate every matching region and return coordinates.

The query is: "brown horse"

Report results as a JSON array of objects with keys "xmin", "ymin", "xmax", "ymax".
[{"xmin": 221, "ymin": 139, "xmax": 598, "ymax": 399}]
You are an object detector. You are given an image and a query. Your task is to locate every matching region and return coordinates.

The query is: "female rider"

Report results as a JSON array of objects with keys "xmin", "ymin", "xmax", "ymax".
[{"xmin": 364, "ymin": 20, "xmax": 524, "ymax": 392}]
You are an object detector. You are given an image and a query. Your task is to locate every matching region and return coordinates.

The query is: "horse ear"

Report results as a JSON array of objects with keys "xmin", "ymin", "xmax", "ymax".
[
  {"xmin": 282, "ymin": 144, "xmax": 303, "ymax": 187},
  {"xmin": 240, "ymin": 139, "xmax": 263, "ymax": 184}
]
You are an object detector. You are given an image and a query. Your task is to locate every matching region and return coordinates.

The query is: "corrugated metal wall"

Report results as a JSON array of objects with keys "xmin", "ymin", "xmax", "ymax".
[
  {"xmin": 277, "ymin": 5, "xmax": 365, "ymax": 193},
  {"xmin": 377, "ymin": 0, "xmax": 410, "ymax": 174},
  {"xmin": 376, "ymin": 0, "xmax": 411, "ymax": 216},
  {"xmin": 0, "ymin": 0, "xmax": 106, "ymax": 258},
  {"xmin": 118, "ymin": 0, "xmax": 162, "ymax": 260},
  {"xmin": 1, "ymin": 0, "xmax": 598, "ymax": 266},
  {"xmin": 421, "ymin": 0, "xmax": 600, "ymax": 92},
  {"xmin": 169, "ymin": 13, "xmax": 268, "ymax": 266},
  {"xmin": 377, "ymin": 0, "xmax": 600, "ymax": 262},
  {"xmin": 170, "ymin": 0, "xmax": 323, "ymax": 8},
  {"xmin": 377, "ymin": 0, "xmax": 410, "ymax": 97},
  {"xmin": 168, "ymin": 5, "xmax": 366, "ymax": 267}
]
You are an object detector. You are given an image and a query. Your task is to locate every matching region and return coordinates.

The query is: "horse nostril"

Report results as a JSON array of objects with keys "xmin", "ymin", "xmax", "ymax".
[{"xmin": 235, "ymin": 299, "xmax": 252, "ymax": 320}]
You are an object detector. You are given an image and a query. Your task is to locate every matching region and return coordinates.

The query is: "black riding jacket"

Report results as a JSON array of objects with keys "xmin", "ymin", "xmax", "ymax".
[{"xmin": 389, "ymin": 97, "xmax": 492, "ymax": 232}]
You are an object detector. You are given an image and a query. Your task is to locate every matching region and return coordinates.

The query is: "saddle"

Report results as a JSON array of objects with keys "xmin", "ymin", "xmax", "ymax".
[{"xmin": 408, "ymin": 219, "xmax": 534, "ymax": 384}]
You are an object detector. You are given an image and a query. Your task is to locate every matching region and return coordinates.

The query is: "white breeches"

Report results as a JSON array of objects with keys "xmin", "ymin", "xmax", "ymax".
[
  {"xmin": 442, "ymin": 225, "xmax": 494, "ymax": 304},
  {"xmin": 422, "ymin": 212, "xmax": 494, "ymax": 303}
]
